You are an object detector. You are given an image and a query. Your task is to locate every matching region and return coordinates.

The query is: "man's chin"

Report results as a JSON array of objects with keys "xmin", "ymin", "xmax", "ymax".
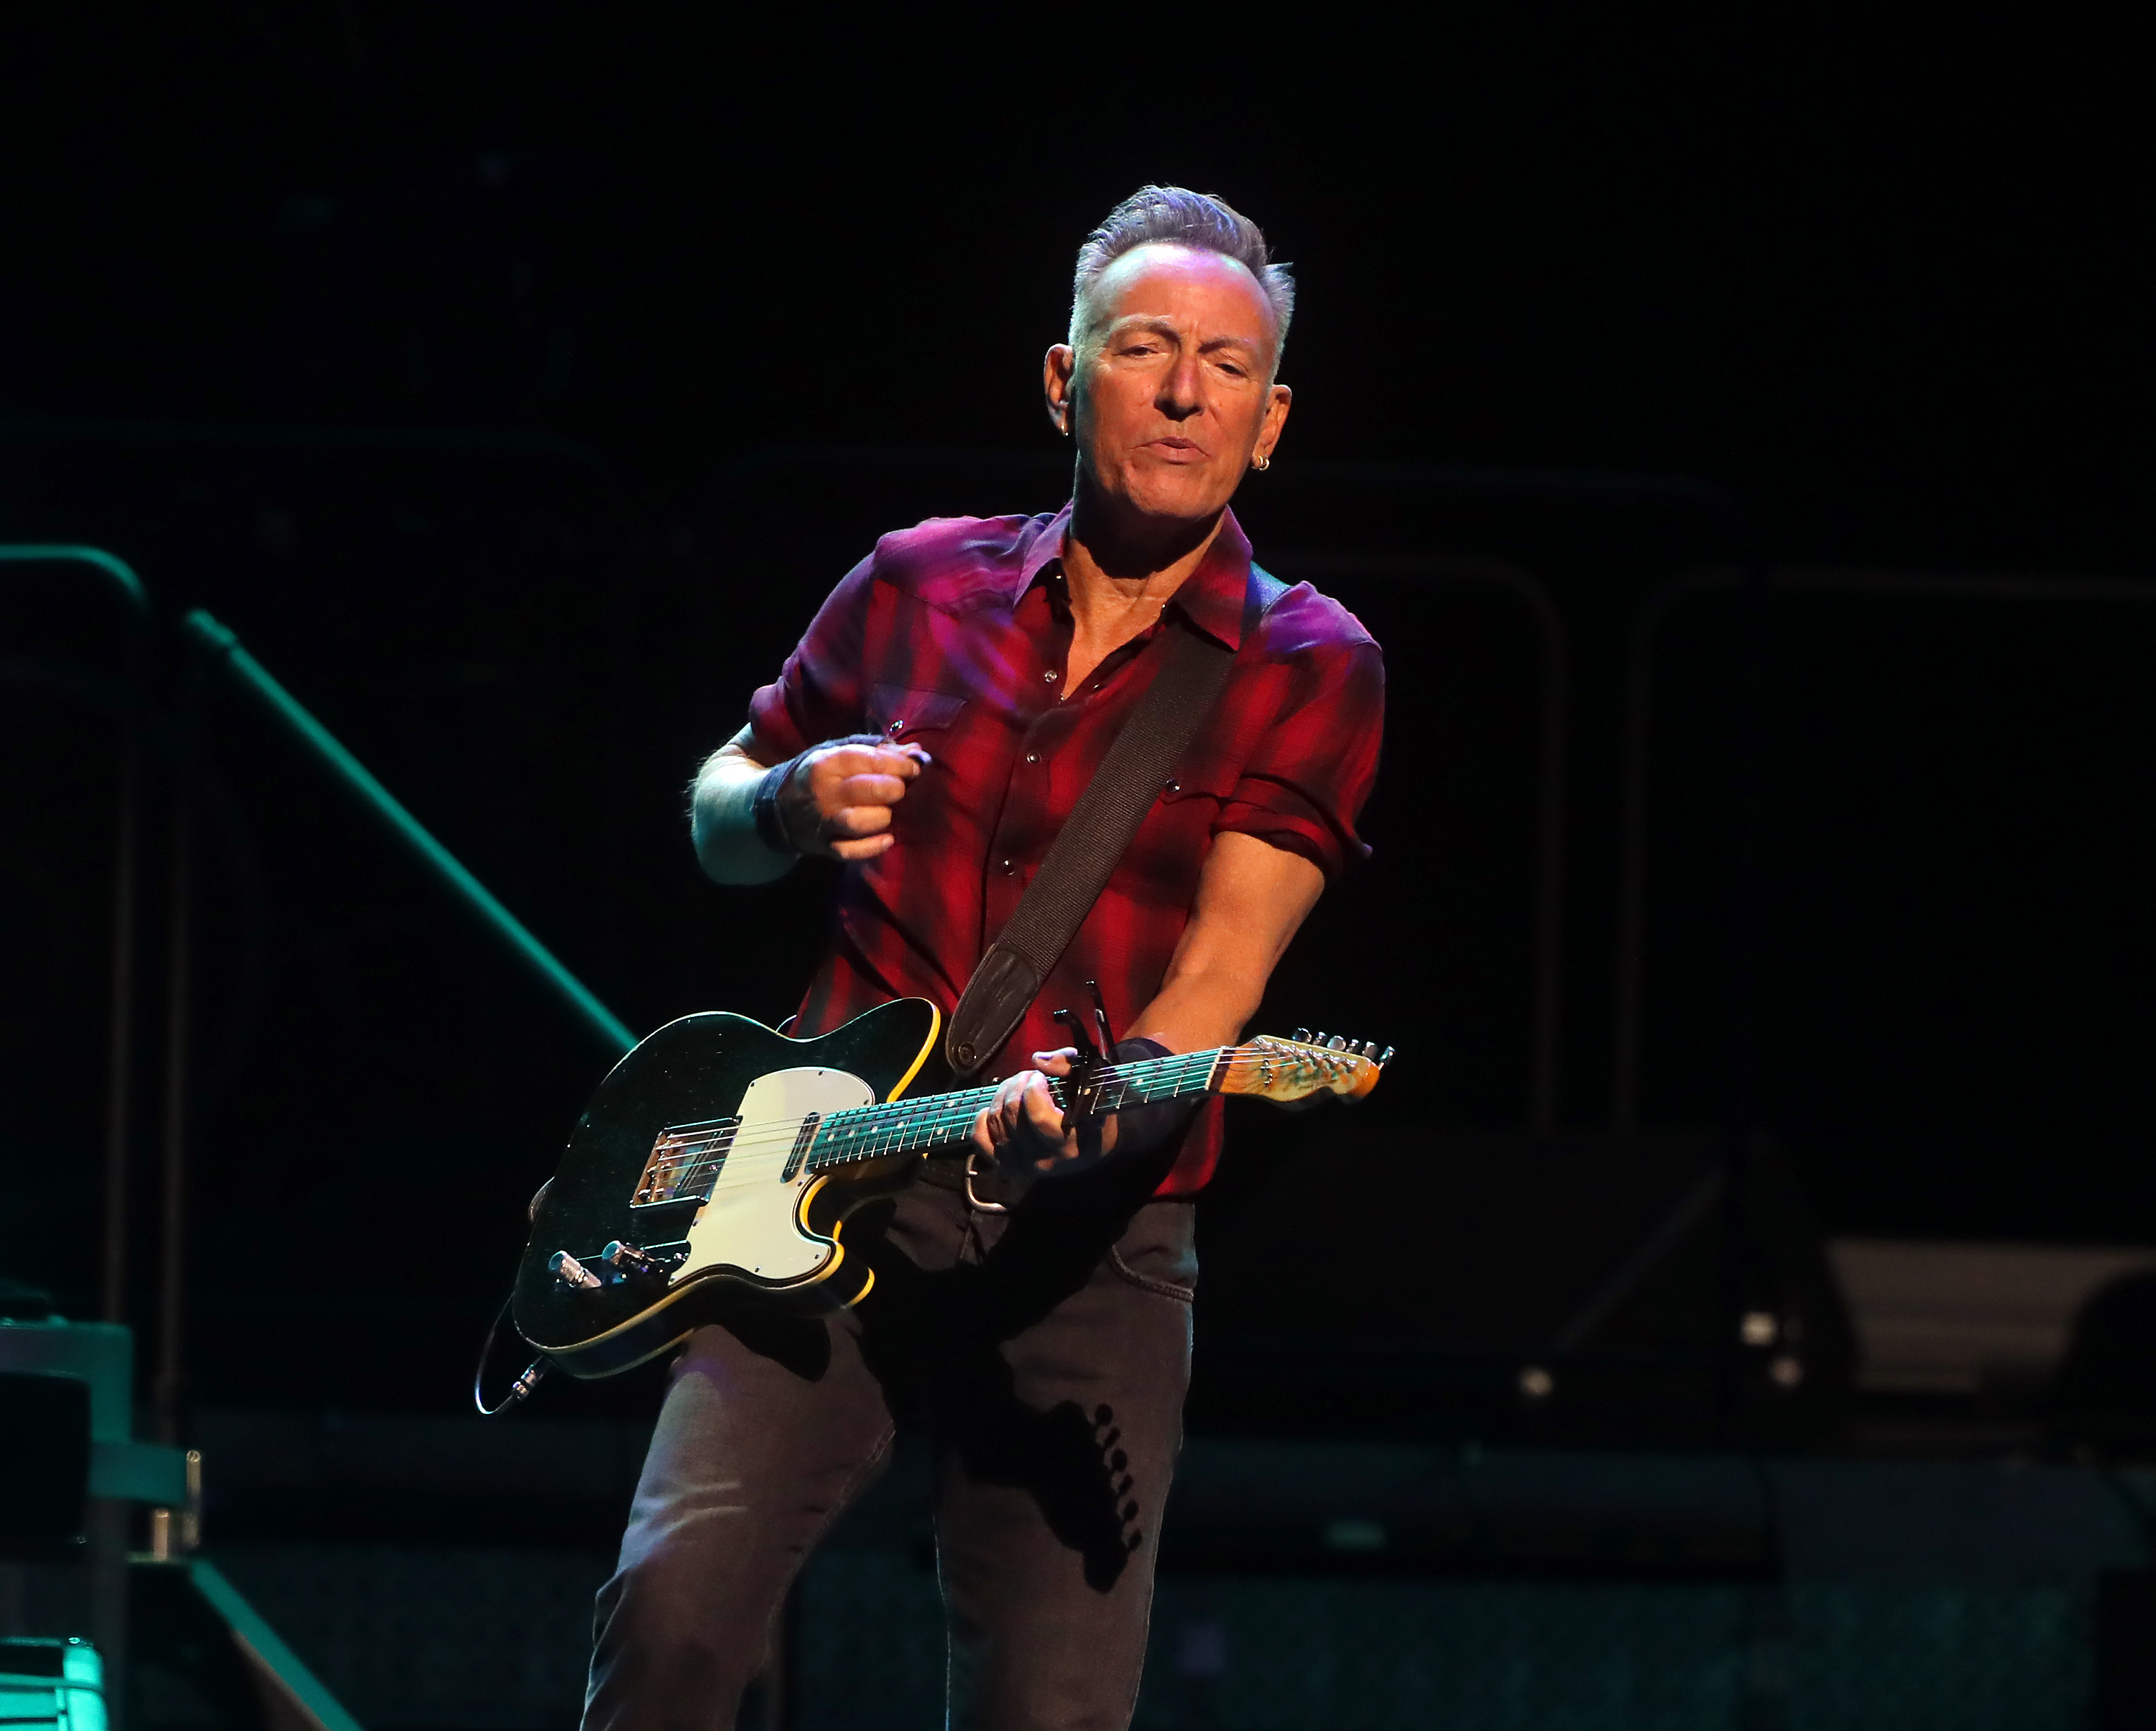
[{"xmin": 1113, "ymin": 467, "xmax": 1235, "ymax": 526}]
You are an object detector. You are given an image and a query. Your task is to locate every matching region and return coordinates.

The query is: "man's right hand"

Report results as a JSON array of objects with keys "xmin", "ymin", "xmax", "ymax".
[{"xmin": 775, "ymin": 738, "xmax": 931, "ymax": 861}]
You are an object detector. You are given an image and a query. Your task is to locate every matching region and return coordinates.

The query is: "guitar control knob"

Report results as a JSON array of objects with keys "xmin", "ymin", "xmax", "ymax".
[
  {"xmin": 602, "ymin": 1241, "xmax": 660, "ymax": 1280},
  {"xmin": 548, "ymin": 1250, "xmax": 602, "ymax": 1291}
]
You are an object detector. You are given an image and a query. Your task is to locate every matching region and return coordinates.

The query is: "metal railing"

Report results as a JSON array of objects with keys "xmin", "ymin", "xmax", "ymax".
[
  {"xmin": 4, "ymin": 546, "xmax": 635, "ymax": 1449},
  {"xmin": 180, "ymin": 610, "xmax": 635, "ymax": 1055},
  {"xmin": 0, "ymin": 546, "xmax": 149, "ymax": 1327}
]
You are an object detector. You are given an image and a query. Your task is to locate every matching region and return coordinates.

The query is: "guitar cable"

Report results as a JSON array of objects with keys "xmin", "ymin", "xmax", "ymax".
[{"xmin": 472, "ymin": 1292, "xmax": 550, "ymax": 1417}]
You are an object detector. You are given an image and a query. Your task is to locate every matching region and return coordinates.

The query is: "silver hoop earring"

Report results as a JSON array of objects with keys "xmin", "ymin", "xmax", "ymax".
[{"xmin": 1253, "ymin": 452, "xmax": 1271, "ymax": 472}]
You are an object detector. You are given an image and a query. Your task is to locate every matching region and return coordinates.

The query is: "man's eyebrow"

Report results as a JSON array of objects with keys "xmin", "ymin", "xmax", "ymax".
[{"xmin": 1106, "ymin": 318, "xmax": 1263, "ymax": 355}]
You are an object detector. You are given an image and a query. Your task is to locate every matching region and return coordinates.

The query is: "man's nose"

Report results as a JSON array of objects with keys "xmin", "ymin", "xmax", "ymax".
[{"xmin": 1154, "ymin": 352, "xmax": 1204, "ymax": 420}]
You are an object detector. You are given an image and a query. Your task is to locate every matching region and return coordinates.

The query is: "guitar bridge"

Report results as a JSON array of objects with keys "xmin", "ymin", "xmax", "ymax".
[{"xmin": 631, "ymin": 1116, "xmax": 740, "ymax": 1207}]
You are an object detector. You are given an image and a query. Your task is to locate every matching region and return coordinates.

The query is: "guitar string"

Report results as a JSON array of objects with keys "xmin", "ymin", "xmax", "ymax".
[
  {"xmin": 630, "ymin": 1035, "xmax": 1354, "ymax": 1184},
  {"xmin": 640, "ymin": 1049, "xmax": 1363, "ymax": 1204},
  {"xmin": 632, "ymin": 1051, "xmax": 1225, "ymax": 1193},
  {"xmin": 637, "ymin": 1070, "xmax": 1248, "ymax": 1203},
  {"xmin": 642, "ymin": 1048, "xmax": 1355, "ymax": 1189},
  {"xmin": 649, "ymin": 1052, "xmax": 1232, "ymax": 1197}
]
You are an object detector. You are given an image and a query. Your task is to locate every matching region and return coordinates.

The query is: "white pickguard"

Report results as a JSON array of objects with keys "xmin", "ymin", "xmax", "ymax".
[{"xmin": 676, "ymin": 1066, "xmax": 876, "ymax": 1285}]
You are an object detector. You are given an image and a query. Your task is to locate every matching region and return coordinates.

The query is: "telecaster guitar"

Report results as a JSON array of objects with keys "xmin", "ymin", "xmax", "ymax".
[{"xmin": 512, "ymin": 998, "xmax": 1388, "ymax": 1378}]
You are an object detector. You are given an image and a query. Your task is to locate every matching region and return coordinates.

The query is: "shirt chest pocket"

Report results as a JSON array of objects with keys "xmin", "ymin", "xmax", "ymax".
[{"xmin": 867, "ymin": 683, "xmax": 968, "ymax": 742}]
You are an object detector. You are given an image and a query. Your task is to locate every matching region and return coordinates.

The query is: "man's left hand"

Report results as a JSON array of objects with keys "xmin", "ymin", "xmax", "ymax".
[{"xmin": 969, "ymin": 1048, "xmax": 1106, "ymax": 1177}]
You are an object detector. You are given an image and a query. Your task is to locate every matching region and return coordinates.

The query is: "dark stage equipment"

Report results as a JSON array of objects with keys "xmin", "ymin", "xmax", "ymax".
[
  {"xmin": 1192, "ymin": 1124, "xmax": 1856, "ymax": 1448},
  {"xmin": 0, "ymin": 1314, "xmax": 359, "ymax": 1731}
]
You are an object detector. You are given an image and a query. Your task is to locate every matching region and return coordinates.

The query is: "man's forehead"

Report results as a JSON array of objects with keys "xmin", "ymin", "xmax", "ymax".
[{"xmin": 1092, "ymin": 242, "xmax": 1275, "ymax": 337}]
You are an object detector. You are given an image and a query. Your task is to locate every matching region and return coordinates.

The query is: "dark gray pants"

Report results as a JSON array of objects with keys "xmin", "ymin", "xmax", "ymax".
[{"xmin": 582, "ymin": 1154, "xmax": 1197, "ymax": 1731}]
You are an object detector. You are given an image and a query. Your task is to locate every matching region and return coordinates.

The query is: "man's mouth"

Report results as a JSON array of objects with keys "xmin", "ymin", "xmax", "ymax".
[{"xmin": 1148, "ymin": 436, "xmax": 1205, "ymax": 461}]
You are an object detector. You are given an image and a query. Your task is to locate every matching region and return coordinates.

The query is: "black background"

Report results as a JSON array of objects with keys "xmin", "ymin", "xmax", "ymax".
[{"xmin": 2, "ymin": 6, "xmax": 2151, "ymax": 1415}]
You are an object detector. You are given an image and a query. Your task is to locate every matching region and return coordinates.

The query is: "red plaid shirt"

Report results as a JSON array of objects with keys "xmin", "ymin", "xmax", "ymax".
[{"xmin": 745, "ymin": 502, "xmax": 1384, "ymax": 1194}]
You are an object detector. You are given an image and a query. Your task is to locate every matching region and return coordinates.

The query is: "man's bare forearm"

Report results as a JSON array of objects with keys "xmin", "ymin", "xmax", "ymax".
[
  {"xmin": 1128, "ymin": 832, "xmax": 1325, "ymax": 1052},
  {"xmin": 689, "ymin": 728, "xmax": 795, "ymax": 886},
  {"xmin": 1127, "ymin": 963, "xmax": 1271, "ymax": 1058}
]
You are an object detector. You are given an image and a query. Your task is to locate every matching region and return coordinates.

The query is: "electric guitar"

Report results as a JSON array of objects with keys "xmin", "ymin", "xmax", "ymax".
[{"xmin": 512, "ymin": 998, "xmax": 1389, "ymax": 1379}]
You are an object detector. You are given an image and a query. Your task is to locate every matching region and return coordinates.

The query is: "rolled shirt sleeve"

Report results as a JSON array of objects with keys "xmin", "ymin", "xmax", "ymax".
[
  {"xmin": 745, "ymin": 554, "xmax": 875, "ymax": 763},
  {"xmin": 1212, "ymin": 633, "xmax": 1385, "ymax": 882}
]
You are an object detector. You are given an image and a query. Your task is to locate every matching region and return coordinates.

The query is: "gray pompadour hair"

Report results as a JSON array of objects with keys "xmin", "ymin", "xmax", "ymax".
[{"xmin": 1069, "ymin": 186, "xmax": 1294, "ymax": 370}]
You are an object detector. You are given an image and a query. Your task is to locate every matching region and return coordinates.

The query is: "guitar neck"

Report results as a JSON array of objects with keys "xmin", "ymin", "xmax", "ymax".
[
  {"xmin": 806, "ymin": 1047, "xmax": 1229, "ymax": 1171},
  {"xmin": 631, "ymin": 1032, "xmax": 1381, "ymax": 1212}
]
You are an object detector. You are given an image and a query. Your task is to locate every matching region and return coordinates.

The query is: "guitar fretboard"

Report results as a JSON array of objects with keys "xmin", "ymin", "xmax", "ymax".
[{"xmin": 803, "ymin": 1047, "xmax": 1227, "ymax": 1172}]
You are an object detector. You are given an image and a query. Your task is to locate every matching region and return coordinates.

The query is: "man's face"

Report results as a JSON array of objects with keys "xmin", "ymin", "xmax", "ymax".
[{"xmin": 1057, "ymin": 243, "xmax": 1289, "ymax": 526}]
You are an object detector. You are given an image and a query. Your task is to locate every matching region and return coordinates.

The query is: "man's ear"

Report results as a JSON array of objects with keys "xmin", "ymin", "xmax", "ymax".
[
  {"xmin": 1253, "ymin": 382, "xmax": 1292, "ymax": 464},
  {"xmin": 1043, "ymin": 344, "xmax": 1077, "ymax": 436}
]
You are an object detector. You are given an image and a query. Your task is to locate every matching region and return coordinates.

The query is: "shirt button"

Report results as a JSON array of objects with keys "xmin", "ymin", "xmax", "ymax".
[
  {"xmin": 1043, "ymin": 670, "xmax": 1058, "ymax": 684},
  {"xmin": 1164, "ymin": 778, "xmax": 1180, "ymax": 793},
  {"xmin": 887, "ymin": 720, "xmax": 904, "ymax": 735},
  {"xmin": 1025, "ymin": 752, "xmax": 1038, "ymax": 764},
  {"xmin": 1000, "ymin": 859, "xmax": 1015, "ymax": 875}
]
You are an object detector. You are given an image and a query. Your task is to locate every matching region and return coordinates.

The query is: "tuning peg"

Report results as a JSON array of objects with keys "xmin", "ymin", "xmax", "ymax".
[
  {"xmin": 1293, "ymin": 1027, "xmax": 1311, "ymax": 1042},
  {"xmin": 1325, "ymin": 1034, "xmax": 1347, "ymax": 1050},
  {"xmin": 1377, "ymin": 1046, "xmax": 1394, "ymax": 1067}
]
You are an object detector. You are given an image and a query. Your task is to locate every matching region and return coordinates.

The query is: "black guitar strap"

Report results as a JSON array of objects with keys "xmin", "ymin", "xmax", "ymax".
[{"xmin": 943, "ymin": 563, "xmax": 1284, "ymax": 1077}]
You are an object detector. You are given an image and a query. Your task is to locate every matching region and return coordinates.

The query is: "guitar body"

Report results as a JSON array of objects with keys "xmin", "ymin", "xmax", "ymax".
[{"xmin": 514, "ymin": 998, "xmax": 947, "ymax": 1378}]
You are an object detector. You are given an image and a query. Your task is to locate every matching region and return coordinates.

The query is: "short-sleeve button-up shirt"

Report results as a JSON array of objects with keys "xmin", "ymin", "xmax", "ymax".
[{"xmin": 745, "ymin": 501, "xmax": 1384, "ymax": 1193}]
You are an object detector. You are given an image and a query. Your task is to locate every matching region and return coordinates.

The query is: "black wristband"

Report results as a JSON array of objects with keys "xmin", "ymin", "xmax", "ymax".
[
  {"xmin": 1110, "ymin": 1037, "xmax": 1199, "ymax": 1160},
  {"xmin": 752, "ymin": 735, "xmax": 891, "ymax": 858},
  {"xmin": 752, "ymin": 758, "xmax": 798, "ymax": 855}
]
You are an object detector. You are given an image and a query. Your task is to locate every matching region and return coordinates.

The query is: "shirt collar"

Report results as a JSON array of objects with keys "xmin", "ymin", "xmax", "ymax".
[{"xmin": 1014, "ymin": 501, "xmax": 1253, "ymax": 652}]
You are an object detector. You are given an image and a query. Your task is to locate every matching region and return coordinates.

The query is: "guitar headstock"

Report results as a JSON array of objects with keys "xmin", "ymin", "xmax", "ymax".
[{"xmin": 1220, "ymin": 1030, "xmax": 1393, "ymax": 1105}]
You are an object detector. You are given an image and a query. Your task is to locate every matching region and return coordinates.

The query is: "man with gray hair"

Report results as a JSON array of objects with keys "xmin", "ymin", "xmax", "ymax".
[{"xmin": 586, "ymin": 186, "xmax": 1383, "ymax": 1731}]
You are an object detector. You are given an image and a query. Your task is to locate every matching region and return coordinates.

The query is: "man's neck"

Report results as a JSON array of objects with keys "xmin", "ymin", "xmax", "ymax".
[{"xmin": 1061, "ymin": 486, "xmax": 1226, "ymax": 637}]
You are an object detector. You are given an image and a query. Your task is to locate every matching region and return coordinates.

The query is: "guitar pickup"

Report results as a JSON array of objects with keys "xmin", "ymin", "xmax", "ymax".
[{"xmin": 630, "ymin": 1116, "xmax": 740, "ymax": 1207}]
